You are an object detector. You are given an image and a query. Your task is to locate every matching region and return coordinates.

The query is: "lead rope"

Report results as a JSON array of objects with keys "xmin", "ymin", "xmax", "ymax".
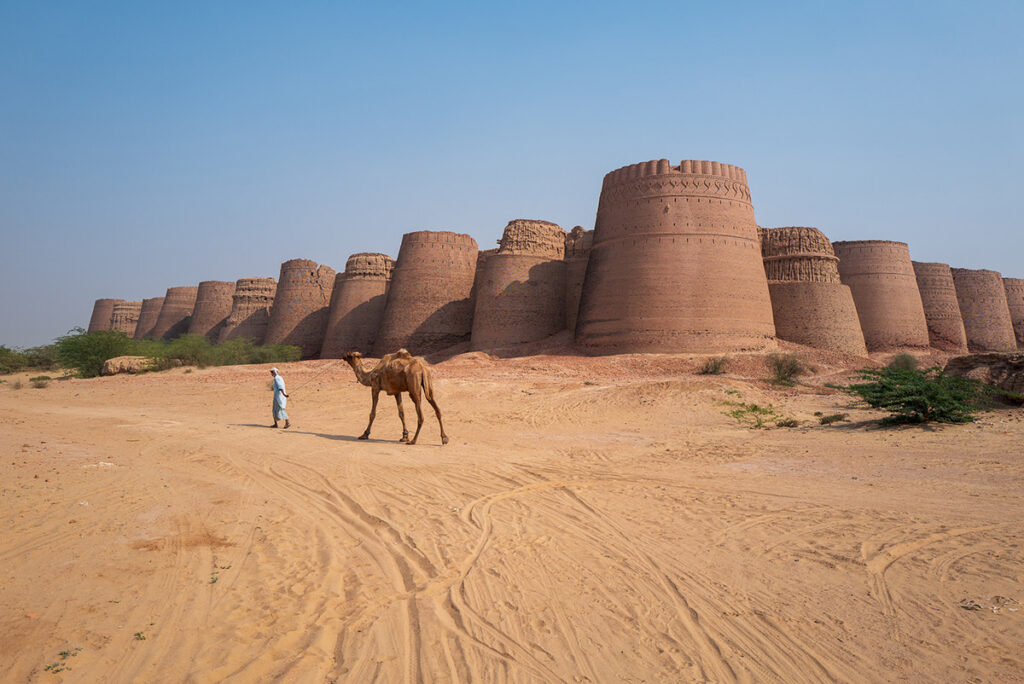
[{"xmin": 283, "ymin": 360, "xmax": 342, "ymax": 398}]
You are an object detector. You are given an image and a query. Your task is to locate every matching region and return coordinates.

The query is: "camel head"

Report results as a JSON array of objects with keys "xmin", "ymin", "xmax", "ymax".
[{"xmin": 341, "ymin": 351, "xmax": 363, "ymax": 362}]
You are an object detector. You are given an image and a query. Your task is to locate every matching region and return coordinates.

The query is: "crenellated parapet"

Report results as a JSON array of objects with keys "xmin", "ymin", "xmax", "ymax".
[{"xmin": 760, "ymin": 226, "xmax": 841, "ymax": 284}]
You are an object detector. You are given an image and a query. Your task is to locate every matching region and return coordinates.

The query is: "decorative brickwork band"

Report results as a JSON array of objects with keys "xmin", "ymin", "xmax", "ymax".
[
  {"xmin": 950, "ymin": 268, "xmax": 1017, "ymax": 352},
  {"xmin": 912, "ymin": 262, "xmax": 968, "ymax": 352},
  {"xmin": 576, "ymin": 159, "xmax": 775, "ymax": 353},
  {"xmin": 264, "ymin": 259, "xmax": 336, "ymax": 358},
  {"xmin": 374, "ymin": 230, "xmax": 479, "ymax": 356},
  {"xmin": 188, "ymin": 281, "xmax": 237, "ymax": 340},
  {"xmin": 833, "ymin": 241, "xmax": 929, "ymax": 351},
  {"xmin": 219, "ymin": 278, "xmax": 277, "ymax": 344},
  {"xmin": 87, "ymin": 298, "xmax": 125, "ymax": 333},
  {"xmin": 320, "ymin": 253, "xmax": 395, "ymax": 358},
  {"xmin": 110, "ymin": 301, "xmax": 143, "ymax": 337},
  {"xmin": 134, "ymin": 297, "xmax": 165, "ymax": 340},
  {"xmin": 471, "ymin": 220, "xmax": 567, "ymax": 351},
  {"xmin": 150, "ymin": 287, "xmax": 199, "ymax": 340}
]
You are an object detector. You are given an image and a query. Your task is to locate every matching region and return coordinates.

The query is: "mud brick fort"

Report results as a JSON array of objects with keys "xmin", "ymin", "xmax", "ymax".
[{"xmin": 87, "ymin": 157, "xmax": 1024, "ymax": 358}]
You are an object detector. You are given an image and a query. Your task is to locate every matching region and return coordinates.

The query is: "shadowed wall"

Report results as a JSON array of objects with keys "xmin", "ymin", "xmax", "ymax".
[
  {"xmin": 188, "ymin": 281, "xmax": 236, "ymax": 340},
  {"xmin": 951, "ymin": 268, "xmax": 1017, "ymax": 352},
  {"xmin": 134, "ymin": 297, "xmax": 164, "ymax": 340},
  {"xmin": 87, "ymin": 298, "xmax": 124, "ymax": 333},
  {"xmin": 321, "ymin": 253, "xmax": 395, "ymax": 358},
  {"xmin": 219, "ymin": 278, "xmax": 277, "ymax": 344},
  {"xmin": 564, "ymin": 226, "xmax": 593, "ymax": 333},
  {"xmin": 110, "ymin": 301, "xmax": 142, "ymax": 337},
  {"xmin": 912, "ymin": 262, "xmax": 968, "ymax": 352},
  {"xmin": 1004, "ymin": 278, "xmax": 1024, "ymax": 349},
  {"xmin": 150, "ymin": 287, "xmax": 198, "ymax": 340},
  {"xmin": 264, "ymin": 259, "xmax": 336, "ymax": 358}
]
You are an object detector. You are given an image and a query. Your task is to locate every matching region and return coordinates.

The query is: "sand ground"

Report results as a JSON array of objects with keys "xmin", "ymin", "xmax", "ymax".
[{"xmin": 1, "ymin": 351, "xmax": 1022, "ymax": 683}]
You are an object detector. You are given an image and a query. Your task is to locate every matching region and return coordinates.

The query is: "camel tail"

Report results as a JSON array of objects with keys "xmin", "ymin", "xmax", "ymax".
[{"xmin": 420, "ymin": 369, "xmax": 434, "ymax": 401}]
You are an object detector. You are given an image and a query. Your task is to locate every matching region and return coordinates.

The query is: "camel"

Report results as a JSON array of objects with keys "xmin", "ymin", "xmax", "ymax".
[{"xmin": 341, "ymin": 349, "xmax": 449, "ymax": 445}]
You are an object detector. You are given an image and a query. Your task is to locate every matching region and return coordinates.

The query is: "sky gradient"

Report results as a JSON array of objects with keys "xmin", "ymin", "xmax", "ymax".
[{"xmin": 2, "ymin": 1, "xmax": 1022, "ymax": 348}]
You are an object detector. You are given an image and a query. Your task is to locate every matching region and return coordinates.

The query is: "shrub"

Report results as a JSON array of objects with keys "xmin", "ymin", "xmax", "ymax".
[
  {"xmin": 819, "ymin": 413, "xmax": 849, "ymax": 425},
  {"xmin": 699, "ymin": 356, "xmax": 729, "ymax": 375},
  {"xmin": 30, "ymin": 375, "xmax": 51, "ymax": 389},
  {"xmin": 887, "ymin": 353, "xmax": 919, "ymax": 371},
  {"xmin": 835, "ymin": 366, "xmax": 993, "ymax": 425},
  {"xmin": 0, "ymin": 346, "xmax": 28, "ymax": 374},
  {"xmin": 767, "ymin": 353, "xmax": 805, "ymax": 386},
  {"xmin": 55, "ymin": 328, "xmax": 134, "ymax": 378},
  {"xmin": 775, "ymin": 418, "xmax": 801, "ymax": 428}
]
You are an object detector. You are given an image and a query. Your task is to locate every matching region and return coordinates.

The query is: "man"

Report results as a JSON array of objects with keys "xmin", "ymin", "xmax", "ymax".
[{"xmin": 270, "ymin": 367, "xmax": 290, "ymax": 429}]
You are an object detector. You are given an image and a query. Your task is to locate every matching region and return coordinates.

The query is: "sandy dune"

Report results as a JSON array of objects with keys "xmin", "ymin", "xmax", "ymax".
[{"xmin": 1, "ymin": 352, "xmax": 1022, "ymax": 682}]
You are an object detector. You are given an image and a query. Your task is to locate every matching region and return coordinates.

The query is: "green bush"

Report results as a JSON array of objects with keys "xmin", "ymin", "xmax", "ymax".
[
  {"xmin": 887, "ymin": 353, "xmax": 919, "ymax": 371},
  {"xmin": 55, "ymin": 328, "xmax": 134, "ymax": 378},
  {"xmin": 1, "ymin": 344, "xmax": 58, "ymax": 375},
  {"xmin": 835, "ymin": 366, "xmax": 993, "ymax": 425},
  {"xmin": 767, "ymin": 353, "xmax": 805, "ymax": 386},
  {"xmin": 0, "ymin": 346, "xmax": 28, "ymax": 374},
  {"xmin": 819, "ymin": 413, "xmax": 849, "ymax": 425},
  {"xmin": 699, "ymin": 356, "xmax": 729, "ymax": 375},
  {"xmin": 30, "ymin": 375, "xmax": 51, "ymax": 389}
]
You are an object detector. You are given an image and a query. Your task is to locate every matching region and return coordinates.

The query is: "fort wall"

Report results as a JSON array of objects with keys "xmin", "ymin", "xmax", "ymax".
[
  {"xmin": 374, "ymin": 230, "xmax": 479, "ymax": 356},
  {"xmin": 150, "ymin": 286, "xmax": 199, "ymax": 340},
  {"xmin": 912, "ymin": 262, "xmax": 968, "ymax": 352},
  {"xmin": 950, "ymin": 268, "xmax": 1017, "ymax": 352},
  {"xmin": 832, "ymin": 240, "xmax": 929, "ymax": 351},
  {"xmin": 264, "ymin": 259, "xmax": 336, "ymax": 358},
  {"xmin": 110, "ymin": 301, "xmax": 143, "ymax": 337},
  {"xmin": 564, "ymin": 226, "xmax": 593, "ymax": 332},
  {"xmin": 320, "ymin": 253, "xmax": 395, "ymax": 358},
  {"xmin": 134, "ymin": 297, "xmax": 164, "ymax": 340},
  {"xmin": 760, "ymin": 227, "xmax": 867, "ymax": 355},
  {"xmin": 471, "ymin": 220, "xmax": 567, "ymax": 351},
  {"xmin": 187, "ymin": 280, "xmax": 236, "ymax": 340},
  {"xmin": 87, "ymin": 299, "xmax": 124, "ymax": 333},
  {"xmin": 575, "ymin": 159, "xmax": 775, "ymax": 352},
  {"xmin": 1004, "ymin": 278, "xmax": 1024, "ymax": 349},
  {"xmin": 219, "ymin": 278, "xmax": 277, "ymax": 344}
]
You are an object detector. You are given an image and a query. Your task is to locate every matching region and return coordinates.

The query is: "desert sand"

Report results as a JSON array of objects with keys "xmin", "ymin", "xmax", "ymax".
[{"xmin": 1, "ymin": 349, "xmax": 1022, "ymax": 683}]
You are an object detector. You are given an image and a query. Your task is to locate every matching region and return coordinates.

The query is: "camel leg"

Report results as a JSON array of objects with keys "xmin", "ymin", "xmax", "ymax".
[
  {"xmin": 407, "ymin": 384, "xmax": 425, "ymax": 445},
  {"xmin": 360, "ymin": 388, "xmax": 380, "ymax": 440},
  {"xmin": 395, "ymin": 394, "xmax": 409, "ymax": 443},
  {"xmin": 426, "ymin": 396, "xmax": 449, "ymax": 445}
]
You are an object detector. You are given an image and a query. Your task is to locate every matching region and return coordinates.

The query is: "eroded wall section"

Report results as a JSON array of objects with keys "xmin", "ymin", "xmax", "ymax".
[{"xmin": 219, "ymin": 278, "xmax": 277, "ymax": 344}]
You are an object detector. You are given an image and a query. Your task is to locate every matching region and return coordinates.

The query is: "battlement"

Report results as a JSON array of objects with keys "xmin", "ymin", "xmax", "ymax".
[
  {"xmin": 760, "ymin": 227, "xmax": 836, "ymax": 259},
  {"xmin": 911, "ymin": 261, "xmax": 954, "ymax": 277},
  {"xmin": 832, "ymin": 240, "xmax": 909, "ymax": 252},
  {"xmin": 497, "ymin": 219, "xmax": 566, "ymax": 259},
  {"xmin": 602, "ymin": 159, "xmax": 748, "ymax": 190},
  {"xmin": 400, "ymin": 230, "xmax": 478, "ymax": 251},
  {"xmin": 1005, "ymin": 277, "xmax": 1024, "ymax": 294},
  {"xmin": 344, "ymin": 253, "xmax": 395, "ymax": 279},
  {"xmin": 235, "ymin": 277, "xmax": 277, "ymax": 295}
]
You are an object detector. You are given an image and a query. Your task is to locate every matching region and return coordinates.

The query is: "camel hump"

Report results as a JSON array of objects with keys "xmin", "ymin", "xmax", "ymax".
[{"xmin": 393, "ymin": 348, "xmax": 412, "ymax": 358}]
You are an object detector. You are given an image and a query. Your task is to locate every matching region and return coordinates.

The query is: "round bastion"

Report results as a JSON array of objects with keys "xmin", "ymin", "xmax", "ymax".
[
  {"xmin": 87, "ymin": 298, "xmax": 124, "ymax": 333},
  {"xmin": 1004, "ymin": 278, "xmax": 1024, "ymax": 349},
  {"xmin": 575, "ymin": 159, "xmax": 776, "ymax": 353},
  {"xmin": 219, "ymin": 278, "xmax": 277, "ymax": 344},
  {"xmin": 832, "ymin": 240, "xmax": 929, "ymax": 351},
  {"xmin": 110, "ymin": 301, "xmax": 143, "ymax": 337},
  {"xmin": 950, "ymin": 268, "xmax": 1017, "ymax": 352},
  {"xmin": 264, "ymin": 259, "xmax": 337, "ymax": 358},
  {"xmin": 134, "ymin": 297, "xmax": 165, "ymax": 340},
  {"xmin": 320, "ymin": 253, "xmax": 395, "ymax": 358},
  {"xmin": 564, "ymin": 226, "xmax": 593, "ymax": 333},
  {"xmin": 471, "ymin": 220, "xmax": 567, "ymax": 351},
  {"xmin": 374, "ymin": 230, "xmax": 479, "ymax": 356},
  {"xmin": 188, "ymin": 280, "xmax": 236, "ymax": 340},
  {"xmin": 912, "ymin": 262, "xmax": 968, "ymax": 352},
  {"xmin": 760, "ymin": 227, "xmax": 867, "ymax": 356},
  {"xmin": 150, "ymin": 286, "xmax": 199, "ymax": 340}
]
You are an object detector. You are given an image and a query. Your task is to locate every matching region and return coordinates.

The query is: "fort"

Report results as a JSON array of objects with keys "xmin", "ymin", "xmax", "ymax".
[
  {"xmin": 110, "ymin": 301, "xmax": 143, "ymax": 337},
  {"xmin": 912, "ymin": 262, "xmax": 969, "ymax": 352},
  {"xmin": 575, "ymin": 159, "xmax": 776, "ymax": 353},
  {"xmin": 832, "ymin": 240, "xmax": 930, "ymax": 351},
  {"xmin": 471, "ymin": 220, "xmax": 567, "ymax": 351},
  {"xmin": 87, "ymin": 299, "xmax": 124, "ymax": 333},
  {"xmin": 264, "ymin": 259, "xmax": 336, "ymax": 358},
  {"xmin": 219, "ymin": 278, "xmax": 277, "ymax": 344},
  {"xmin": 150, "ymin": 287, "xmax": 199, "ymax": 340},
  {"xmin": 320, "ymin": 253, "xmax": 395, "ymax": 358},
  {"xmin": 951, "ymin": 268, "xmax": 1017, "ymax": 352},
  {"xmin": 187, "ymin": 280, "xmax": 236, "ymax": 340},
  {"xmin": 374, "ymin": 230, "xmax": 479, "ymax": 356},
  {"xmin": 134, "ymin": 297, "xmax": 164, "ymax": 340},
  {"xmin": 1004, "ymin": 278, "xmax": 1024, "ymax": 349},
  {"xmin": 564, "ymin": 226, "xmax": 593, "ymax": 333},
  {"xmin": 759, "ymin": 227, "xmax": 867, "ymax": 356}
]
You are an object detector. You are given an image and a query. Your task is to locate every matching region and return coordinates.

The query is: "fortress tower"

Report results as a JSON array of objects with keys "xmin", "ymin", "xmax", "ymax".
[
  {"xmin": 1004, "ymin": 278, "xmax": 1024, "ymax": 349},
  {"xmin": 912, "ymin": 262, "xmax": 968, "ymax": 352},
  {"xmin": 575, "ymin": 159, "xmax": 775, "ymax": 353},
  {"xmin": 187, "ymin": 280, "xmax": 236, "ymax": 340},
  {"xmin": 320, "ymin": 253, "xmax": 395, "ymax": 358},
  {"xmin": 374, "ymin": 230, "xmax": 479, "ymax": 356},
  {"xmin": 219, "ymin": 278, "xmax": 277, "ymax": 343},
  {"xmin": 87, "ymin": 299, "xmax": 124, "ymax": 333},
  {"xmin": 832, "ymin": 241, "xmax": 929, "ymax": 351},
  {"xmin": 471, "ymin": 220, "xmax": 567, "ymax": 351},
  {"xmin": 950, "ymin": 268, "xmax": 1017, "ymax": 352},
  {"xmin": 150, "ymin": 286, "xmax": 198, "ymax": 340},
  {"xmin": 760, "ymin": 227, "xmax": 867, "ymax": 355},
  {"xmin": 110, "ymin": 301, "xmax": 143, "ymax": 337},
  {"xmin": 264, "ymin": 259, "xmax": 336, "ymax": 358},
  {"xmin": 133, "ymin": 297, "xmax": 164, "ymax": 340},
  {"xmin": 564, "ymin": 226, "xmax": 593, "ymax": 332}
]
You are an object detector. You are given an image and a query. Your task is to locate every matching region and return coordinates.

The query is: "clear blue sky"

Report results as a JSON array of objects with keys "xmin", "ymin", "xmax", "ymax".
[{"xmin": 2, "ymin": 1, "xmax": 1021, "ymax": 348}]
